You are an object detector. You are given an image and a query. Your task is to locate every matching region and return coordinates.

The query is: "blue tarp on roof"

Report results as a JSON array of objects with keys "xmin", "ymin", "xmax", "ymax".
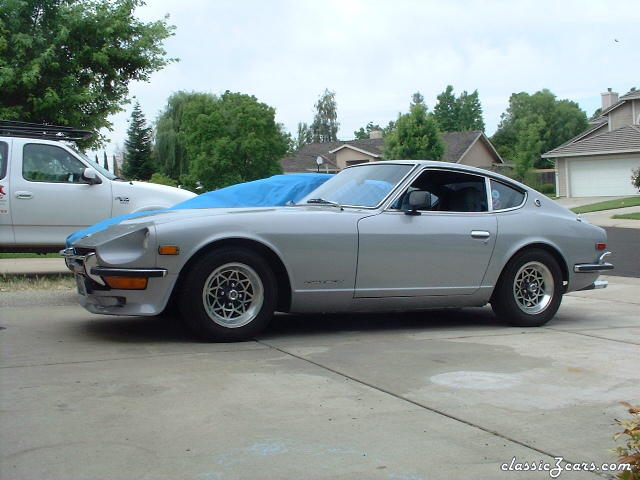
[{"xmin": 66, "ymin": 173, "xmax": 332, "ymax": 247}]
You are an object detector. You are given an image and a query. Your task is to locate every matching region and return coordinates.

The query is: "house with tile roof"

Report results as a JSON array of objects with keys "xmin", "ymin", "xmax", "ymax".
[
  {"xmin": 542, "ymin": 88, "xmax": 640, "ymax": 197},
  {"xmin": 281, "ymin": 130, "xmax": 503, "ymax": 173}
]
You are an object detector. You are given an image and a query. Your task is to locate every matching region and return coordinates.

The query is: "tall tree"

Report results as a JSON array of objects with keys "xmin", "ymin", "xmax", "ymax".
[
  {"xmin": 155, "ymin": 91, "xmax": 216, "ymax": 179},
  {"xmin": 433, "ymin": 85, "xmax": 459, "ymax": 132},
  {"xmin": 411, "ymin": 91, "xmax": 425, "ymax": 107},
  {"xmin": 491, "ymin": 89, "xmax": 588, "ymax": 168},
  {"xmin": 295, "ymin": 122, "xmax": 313, "ymax": 149},
  {"xmin": 183, "ymin": 91, "xmax": 288, "ymax": 190},
  {"xmin": 383, "ymin": 100, "xmax": 444, "ymax": 161},
  {"xmin": 122, "ymin": 102, "xmax": 154, "ymax": 180},
  {"xmin": 103, "ymin": 151, "xmax": 109, "ymax": 171},
  {"xmin": 433, "ymin": 85, "xmax": 485, "ymax": 132},
  {"xmin": 457, "ymin": 90, "xmax": 485, "ymax": 131},
  {"xmin": 513, "ymin": 115, "xmax": 546, "ymax": 180},
  {"xmin": 0, "ymin": 0, "xmax": 175, "ymax": 148},
  {"xmin": 310, "ymin": 89, "xmax": 339, "ymax": 142}
]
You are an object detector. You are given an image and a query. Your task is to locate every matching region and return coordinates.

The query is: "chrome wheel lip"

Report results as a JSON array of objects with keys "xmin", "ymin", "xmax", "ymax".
[
  {"xmin": 513, "ymin": 261, "xmax": 554, "ymax": 315},
  {"xmin": 202, "ymin": 262, "xmax": 264, "ymax": 328}
]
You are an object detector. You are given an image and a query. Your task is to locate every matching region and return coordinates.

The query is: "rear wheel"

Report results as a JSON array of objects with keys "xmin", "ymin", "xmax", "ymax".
[
  {"xmin": 179, "ymin": 248, "xmax": 277, "ymax": 341},
  {"xmin": 491, "ymin": 249, "xmax": 563, "ymax": 327}
]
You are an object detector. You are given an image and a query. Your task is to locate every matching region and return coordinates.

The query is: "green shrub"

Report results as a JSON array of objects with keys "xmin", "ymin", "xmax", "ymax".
[
  {"xmin": 612, "ymin": 402, "xmax": 640, "ymax": 479},
  {"xmin": 539, "ymin": 183, "xmax": 555, "ymax": 195},
  {"xmin": 632, "ymin": 168, "xmax": 640, "ymax": 193},
  {"xmin": 149, "ymin": 172, "xmax": 178, "ymax": 187},
  {"xmin": 522, "ymin": 171, "xmax": 541, "ymax": 190}
]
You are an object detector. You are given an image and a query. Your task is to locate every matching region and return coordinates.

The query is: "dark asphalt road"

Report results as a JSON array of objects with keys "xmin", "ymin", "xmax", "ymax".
[{"xmin": 603, "ymin": 227, "xmax": 639, "ymax": 277}]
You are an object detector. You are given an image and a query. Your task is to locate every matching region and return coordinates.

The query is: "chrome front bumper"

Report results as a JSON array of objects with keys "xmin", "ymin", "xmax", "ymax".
[
  {"xmin": 60, "ymin": 247, "xmax": 166, "ymax": 279},
  {"xmin": 574, "ymin": 251, "xmax": 614, "ymax": 273}
]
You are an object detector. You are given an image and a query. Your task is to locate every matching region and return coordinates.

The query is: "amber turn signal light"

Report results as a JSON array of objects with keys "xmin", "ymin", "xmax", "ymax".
[
  {"xmin": 104, "ymin": 276, "xmax": 148, "ymax": 290},
  {"xmin": 596, "ymin": 243, "xmax": 606, "ymax": 250},
  {"xmin": 158, "ymin": 245, "xmax": 180, "ymax": 255}
]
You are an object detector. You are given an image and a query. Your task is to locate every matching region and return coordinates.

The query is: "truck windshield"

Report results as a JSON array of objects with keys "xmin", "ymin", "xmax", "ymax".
[{"xmin": 70, "ymin": 147, "xmax": 119, "ymax": 181}]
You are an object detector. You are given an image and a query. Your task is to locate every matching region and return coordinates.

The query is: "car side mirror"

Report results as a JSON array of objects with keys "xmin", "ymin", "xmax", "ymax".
[
  {"xmin": 82, "ymin": 168, "xmax": 102, "ymax": 185},
  {"xmin": 405, "ymin": 190, "xmax": 431, "ymax": 216}
]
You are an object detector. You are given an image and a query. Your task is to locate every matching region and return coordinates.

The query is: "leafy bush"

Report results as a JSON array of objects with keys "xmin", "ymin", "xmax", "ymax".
[
  {"xmin": 522, "ymin": 171, "xmax": 542, "ymax": 190},
  {"xmin": 612, "ymin": 402, "xmax": 640, "ymax": 480},
  {"xmin": 539, "ymin": 183, "xmax": 555, "ymax": 195},
  {"xmin": 149, "ymin": 172, "xmax": 178, "ymax": 187},
  {"xmin": 632, "ymin": 168, "xmax": 640, "ymax": 192}
]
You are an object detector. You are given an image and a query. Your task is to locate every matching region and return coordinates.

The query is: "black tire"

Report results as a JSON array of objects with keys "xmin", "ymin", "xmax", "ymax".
[
  {"xmin": 491, "ymin": 249, "xmax": 563, "ymax": 327},
  {"xmin": 178, "ymin": 247, "xmax": 277, "ymax": 341}
]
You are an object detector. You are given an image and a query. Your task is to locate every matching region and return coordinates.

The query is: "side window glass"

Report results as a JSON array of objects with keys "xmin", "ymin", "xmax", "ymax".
[
  {"xmin": 0, "ymin": 141, "xmax": 7, "ymax": 179},
  {"xmin": 23, "ymin": 144, "xmax": 87, "ymax": 183},
  {"xmin": 394, "ymin": 170, "xmax": 488, "ymax": 212},
  {"xmin": 490, "ymin": 180, "xmax": 525, "ymax": 210}
]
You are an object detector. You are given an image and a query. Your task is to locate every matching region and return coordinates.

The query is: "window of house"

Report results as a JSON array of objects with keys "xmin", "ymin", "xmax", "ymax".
[
  {"xmin": 0, "ymin": 141, "xmax": 7, "ymax": 179},
  {"xmin": 392, "ymin": 169, "xmax": 489, "ymax": 212},
  {"xmin": 489, "ymin": 179, "xmax": 526, "ymax": 210},
  {"xmin": 346, "ymin": 159, "xmax": 369, "ymax": 166},
  {"xmin": 23, "ymin": 144, "xmax": 87, "ymax": 183}
]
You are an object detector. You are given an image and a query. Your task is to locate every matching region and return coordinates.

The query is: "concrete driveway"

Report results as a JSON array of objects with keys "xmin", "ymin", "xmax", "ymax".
[{"xmin": 1, "ymin": 277, "xmax": 639, "ymax": 480}]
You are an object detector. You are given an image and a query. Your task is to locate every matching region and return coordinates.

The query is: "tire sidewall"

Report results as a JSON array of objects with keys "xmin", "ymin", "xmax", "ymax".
[
  {"xmin": 492, "ymin": 249, "xmax": 563, "ymax": 327},
  {"xmin": 179, "ymin": 247, "xmax": 277, "ymax": 341}
]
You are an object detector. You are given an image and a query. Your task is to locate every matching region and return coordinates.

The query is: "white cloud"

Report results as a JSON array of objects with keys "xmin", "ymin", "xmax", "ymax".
[{"xmin": 96, "ymin": 0, "xmax": 640, "ymax": 156}]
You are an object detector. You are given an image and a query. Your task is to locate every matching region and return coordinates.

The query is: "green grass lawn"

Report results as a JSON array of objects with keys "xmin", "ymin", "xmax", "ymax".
[
  {"xmin": 571, "ymin": 196, "xmax": 640, "ymax": 214},
  {"xmin": 0, "ymin": 253, "xmax": 60, "ymax": 259},
  {"xmin": 612, "ymin": 212, "xmax": 640, "ymax": 220}
]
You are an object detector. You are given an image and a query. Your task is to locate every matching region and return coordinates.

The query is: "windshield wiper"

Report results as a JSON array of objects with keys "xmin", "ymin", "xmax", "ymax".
[{"xmin": 306, "ymin": 198, "xmax": 343, "ymax": 210}]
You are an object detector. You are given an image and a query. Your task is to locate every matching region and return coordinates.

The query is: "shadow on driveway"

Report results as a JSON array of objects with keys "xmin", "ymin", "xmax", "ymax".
[{"xmin": 82, "ymin": 306, "xmax": 515, "ymax": 344}]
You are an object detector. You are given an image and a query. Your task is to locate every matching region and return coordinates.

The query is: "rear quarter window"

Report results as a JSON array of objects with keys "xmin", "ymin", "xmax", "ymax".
[{"xmin": 490, "ymin": 180, "xmax": 525, "ymax": 210}]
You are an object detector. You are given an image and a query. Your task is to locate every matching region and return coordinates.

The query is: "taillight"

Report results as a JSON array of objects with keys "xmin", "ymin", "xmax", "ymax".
[{"xmin": 596, "ymin": 243, "xmax": 606, "ymax": 250}]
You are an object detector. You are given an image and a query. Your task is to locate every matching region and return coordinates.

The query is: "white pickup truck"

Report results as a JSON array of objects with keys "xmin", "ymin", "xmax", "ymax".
[{"xmin": 0, "ymin": 128, "xmax": 195, "ymax": 253}]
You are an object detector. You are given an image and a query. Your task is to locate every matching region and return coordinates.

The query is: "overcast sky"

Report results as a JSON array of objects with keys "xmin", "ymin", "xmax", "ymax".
[{"xmin": 98, "ymin": 0, "xmax": 639, "ymax": 158}]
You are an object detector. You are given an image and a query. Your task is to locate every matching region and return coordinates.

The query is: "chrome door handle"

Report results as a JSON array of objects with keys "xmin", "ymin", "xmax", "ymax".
[
  {"xmin": 15, "ymin": 191, "xmax": 33, "ymax": 199},
  {"xmin": 471, "ymin": 230, "xmax": 490, "ymax": 239}
]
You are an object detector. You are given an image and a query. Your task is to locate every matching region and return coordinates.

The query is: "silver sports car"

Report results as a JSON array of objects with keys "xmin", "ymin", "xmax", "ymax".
[{"xmin": 62, "ymin": 161, "xmax": 614, "ymax": 341}]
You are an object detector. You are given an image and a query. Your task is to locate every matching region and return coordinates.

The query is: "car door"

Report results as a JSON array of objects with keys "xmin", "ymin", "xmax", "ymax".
[
  {"xmin": 11, "ymin": 140, "xmax": 112, "ymax": 246},
  {"xmin": 355, "ymin": 168, "xmax": 497, "ymax": 297},
  {"xmin": 0, "ymin": 139, "xmax": 14, "ymax": 245}
]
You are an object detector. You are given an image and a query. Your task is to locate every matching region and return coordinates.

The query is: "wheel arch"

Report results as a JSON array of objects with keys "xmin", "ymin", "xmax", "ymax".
[
  {"xmin": 495, "ymin": 242, "xmax": 569, "ymax": 294},
  {"xmin": 170, "ymin": 237, "xmax": 292, "ymax": 313}
]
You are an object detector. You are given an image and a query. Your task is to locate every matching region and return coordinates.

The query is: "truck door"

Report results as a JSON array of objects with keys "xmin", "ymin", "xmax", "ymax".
[
  {"xmin": 11, "ymin": 140, "xmax": 112, "ymax": 247},
  {"xmin": 0, "ymin": 139, "xmax": 14, "ymax": 246}
]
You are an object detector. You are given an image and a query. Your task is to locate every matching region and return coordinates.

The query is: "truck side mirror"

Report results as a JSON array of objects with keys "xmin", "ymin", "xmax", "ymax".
[
  {"xmin": 82, "ymin": 168, "xmax": 102, "ymax": 185},
  {"xmin": 405, "ymin": 190, "xmax": 431, "ymax": 216}
]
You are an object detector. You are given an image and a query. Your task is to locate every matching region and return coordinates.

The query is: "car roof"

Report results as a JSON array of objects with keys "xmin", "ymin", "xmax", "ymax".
[{"xmin": 350, "ymin": 159, "xmax": 530, "ymax": 191}]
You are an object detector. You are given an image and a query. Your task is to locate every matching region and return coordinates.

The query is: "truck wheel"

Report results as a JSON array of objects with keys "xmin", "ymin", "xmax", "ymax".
[
  {"xmin": 491, "ymin": 249, "xmax": 563, "ymax": 327},
  {"xmin": 179, "ymin": 247, "xmax": 277, "ymax": 341}
]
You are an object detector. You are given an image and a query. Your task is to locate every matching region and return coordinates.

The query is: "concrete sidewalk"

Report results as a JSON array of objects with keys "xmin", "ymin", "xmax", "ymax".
[{"xmin": 0, "ymin": 257, "xmax": 70, "ymax": 276}]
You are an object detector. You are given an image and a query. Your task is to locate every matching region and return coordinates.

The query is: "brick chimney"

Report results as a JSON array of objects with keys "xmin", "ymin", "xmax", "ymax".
[
  {"xmin": 601, "ymin": 88, "xmax": 619, "ymax": 110},
  {"xmin": 369, "ymin": 129, "xmax": 383, "ymax": 139}
]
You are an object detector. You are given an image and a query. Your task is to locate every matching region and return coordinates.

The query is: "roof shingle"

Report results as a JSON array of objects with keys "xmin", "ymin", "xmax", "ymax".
[
  {"xmin": 281, "ymin": 131, "xmax": 495, "ymax": 172},
  {"xmin": 542, "ymin": 125, "xmax": 640, "ymax": 158}
]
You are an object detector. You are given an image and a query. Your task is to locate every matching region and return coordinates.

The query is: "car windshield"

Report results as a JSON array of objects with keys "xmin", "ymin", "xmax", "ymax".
[{"xmin": 298, "ymin": 163, "xmax": 414, "ymax": 207}]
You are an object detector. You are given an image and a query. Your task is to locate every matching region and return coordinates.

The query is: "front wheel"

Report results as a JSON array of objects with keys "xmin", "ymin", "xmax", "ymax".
[
  {"xmin": 491, "ymin": 249, "xmax": 563, "ymax": 327},
  {"xmin": 179, "ymin": 248, "xmax": 277, "ymax": 341}
]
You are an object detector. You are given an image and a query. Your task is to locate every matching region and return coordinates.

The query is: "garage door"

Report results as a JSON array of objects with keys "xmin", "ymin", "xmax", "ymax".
[{"xmin": 569, "ymin": 157, "xmax": 640, "ymax": 197}]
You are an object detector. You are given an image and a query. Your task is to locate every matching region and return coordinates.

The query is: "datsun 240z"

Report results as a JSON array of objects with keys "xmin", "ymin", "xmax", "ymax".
[{"xmin": 62, "ymin": 161, "xmax": 614, "ymax": 341}]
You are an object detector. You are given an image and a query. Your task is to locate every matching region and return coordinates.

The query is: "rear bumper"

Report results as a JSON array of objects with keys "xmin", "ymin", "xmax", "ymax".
[
  {"xmin": 574, "ymin": 251, "xmax": 614, "ymax": 273},
  {"xmin": 576, "ymin": 280, "xmax": 608, "ymax": 291}
]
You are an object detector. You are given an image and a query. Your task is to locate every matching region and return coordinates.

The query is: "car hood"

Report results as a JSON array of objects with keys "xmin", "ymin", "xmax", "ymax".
[
  {"xmin": 113, "ymin": 181, "xmax": 196, "ymax": 202},
  {"xmin": 72, "ymin": 205, "xmax": 364, "ymax": 248}
]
